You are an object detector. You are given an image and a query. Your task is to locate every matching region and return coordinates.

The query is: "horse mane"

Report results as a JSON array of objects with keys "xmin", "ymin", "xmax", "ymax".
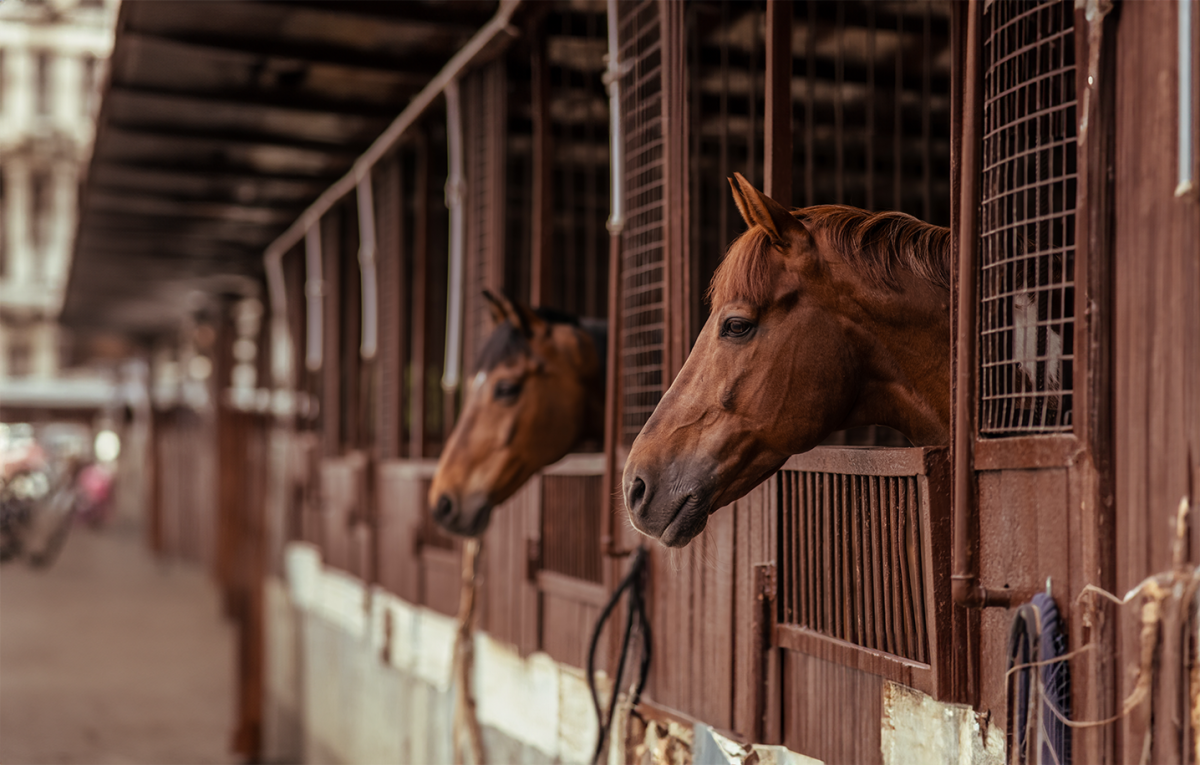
[
  {"xmin": 707, "ymin": 205, "xmax": 951, "ymax": 308},
  {"xmin": 476, "ymin": 306, "xmax": 582, "ymax": 373}
]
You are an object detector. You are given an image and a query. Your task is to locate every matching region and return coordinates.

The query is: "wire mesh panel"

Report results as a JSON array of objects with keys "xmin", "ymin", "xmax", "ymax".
[
  {"xmin": 777, "ymin": 468, "xmax": 929, "ymax": 664},
  {"xmin": 540, "ymin": 474, "xmax": 604, "ymax": 583},
  {"xmin": 979, "ymin": 0, "xmax": 1076, "ymax": 435},
  {"xmin": 462, "ymin": 62, "xmax": 508, "ymax": 372},
  {"xmin": 618, "ymin": 0, "xmax": 666, "ymax": 447}
]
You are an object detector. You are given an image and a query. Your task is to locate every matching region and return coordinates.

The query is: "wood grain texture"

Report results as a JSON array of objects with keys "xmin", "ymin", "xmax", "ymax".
[{"xmin": 1113, "ymin": 2, "xmax": 1200, "ymax": 760}]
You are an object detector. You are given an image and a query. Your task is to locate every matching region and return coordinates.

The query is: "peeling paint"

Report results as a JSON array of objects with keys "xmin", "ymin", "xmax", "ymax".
[{"xmin": 881, "ymin": 682, "xmax": 1004, "ymax": 765}]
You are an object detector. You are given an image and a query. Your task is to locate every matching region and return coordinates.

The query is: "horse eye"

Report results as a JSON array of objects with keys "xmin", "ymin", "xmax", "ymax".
[
  {"xmin": 493, "ymin": 379, "xmax": 522, "ymax": 401},
  {"xmin": 721, "ymin": 318, "xmax": 755, "ymax": 338}
]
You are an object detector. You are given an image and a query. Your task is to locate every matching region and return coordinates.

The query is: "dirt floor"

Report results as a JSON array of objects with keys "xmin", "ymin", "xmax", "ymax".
[{"xmin": 0, "ymin": 522, "xmax": 239, "ymax": 765}]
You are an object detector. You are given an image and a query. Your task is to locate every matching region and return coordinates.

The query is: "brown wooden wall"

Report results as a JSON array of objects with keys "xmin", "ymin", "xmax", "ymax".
[{"xmin": 1113, "ymin": 1, "xmax": 1200, "ymax": 761}]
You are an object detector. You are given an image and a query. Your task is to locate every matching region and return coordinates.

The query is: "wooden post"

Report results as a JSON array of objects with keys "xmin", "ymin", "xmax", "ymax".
[
  {"xmin": 530, "ymin": 23, "xmax": 555, "ymax": 309},
  {"xmin": 764, "ymin": 0, "xmax": 793, "ymax": 204}
]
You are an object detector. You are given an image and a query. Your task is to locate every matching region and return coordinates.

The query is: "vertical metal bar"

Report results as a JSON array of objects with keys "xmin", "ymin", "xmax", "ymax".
[
  {"xmin": 1178, "ymin": 0, "xmax": 1195, "ymax": 198},
  {"xmin": 356, "ymin": 173, "xmax": 379, "ymax": 360},
  {"xmin": 765, "ymin": 0, "xmax": 794, "ymax": 203},
  {"xmin": 442, "ymin": 80, "xmax": 466, "ymax": 392},
  {"xmin": 605, "ymin": 0, "xmax": 625, "ymax": 234},
  {"xmin": 304, "ymin": 225, "xmax": 324, "ymax": 372}
]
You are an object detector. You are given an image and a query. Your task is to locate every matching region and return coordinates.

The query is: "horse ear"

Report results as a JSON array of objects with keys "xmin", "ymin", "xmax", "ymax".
[
  {"xmin": 728, "ymin": 172, "xmax": 797, "ymax": 249},
  {"xmin": 511, "ymin": 300, "xmax": 547, "ymax": 339},
  {"xmin": 482, "ymin": 289, "xmax": 509, "ymax": 326},
  {"xmin": 483, "ymin": 289, "xmax": 545, "ymax": 338}
]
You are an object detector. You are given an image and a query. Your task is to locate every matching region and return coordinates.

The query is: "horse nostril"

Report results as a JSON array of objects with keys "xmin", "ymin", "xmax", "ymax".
[
  {"xmin": 434, "ymin": 494, "xmax": 453, "ymax": 522},
  {"xmin": 627, "ymin": 476, "xmax": 647, "ymax": 513}
]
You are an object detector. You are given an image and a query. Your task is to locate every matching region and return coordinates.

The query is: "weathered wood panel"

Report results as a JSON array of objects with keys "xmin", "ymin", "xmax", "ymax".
[
  {"xmin": 319, "ymin": 456, "xmax": 368, "ymax": 578},
  {"xmin": 1113, "ymin": 2, "xmax": 1200, "ymax": 761},
  {"xmin": 479, "ymin": 478, "xmax": 540, "ymax": 656},
  {"xmin": 780, "ymin": 650, "xmax": 883, "ymax": 765}
]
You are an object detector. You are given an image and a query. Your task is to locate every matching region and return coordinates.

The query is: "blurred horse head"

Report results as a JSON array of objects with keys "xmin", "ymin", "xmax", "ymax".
[{"xmin": 430, "ymin": 291, "xmax": 606, "ymax": 536}]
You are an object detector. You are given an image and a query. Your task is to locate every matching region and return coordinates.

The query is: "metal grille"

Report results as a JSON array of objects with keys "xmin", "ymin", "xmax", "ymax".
[
  {"xmin": 540, "ymin": 474, "xmax": 604, "ymax": 583},
  {"xmin": 979, "ymin": 0, "xmax": 1076, "ymax": 435},
  {"xmin": 619, "ymin": 0, "xmax": 666, "ymax": 446},
  {"xmin": 791, "ymin": 2, "xmax": 951, "ymax": 221},
  {"xmin": 777, "ymin": 469, "xmax": 930, "ymax": 664}
]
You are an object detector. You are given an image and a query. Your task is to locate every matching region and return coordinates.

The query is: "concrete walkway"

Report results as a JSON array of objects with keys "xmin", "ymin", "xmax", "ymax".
[{"xmin": 0, "ymin": 524, "xmax": 238, "ymax": 764}]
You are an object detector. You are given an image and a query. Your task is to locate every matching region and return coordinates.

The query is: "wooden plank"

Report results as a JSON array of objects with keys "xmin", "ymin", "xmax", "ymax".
[
  {"xmin": 782, "ymin": 446, "xmax": 945, "ymax": 477},
  {"xmin": 780, "ymin": 651, "xmax": 884, "ymax": 765},
  {"xmin": 763, "ymin": 0, "xmax": 792, "ymax": 204},
  {"xmin": 529, "ymin": 22, "xmax": 555, "ymax": 309},
  {"xmin": 1112, "ymin": 1, "xmax": 1200, "ymax": 758},
  {"xmin": 375, "ymin": 463, "xmax": 419, "ymax": 603},
  {"xmin": 973, "ymin": 434, "xmax": 1079, "ymax": 471}
]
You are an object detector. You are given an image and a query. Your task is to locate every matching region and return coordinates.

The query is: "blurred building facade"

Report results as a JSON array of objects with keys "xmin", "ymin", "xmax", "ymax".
[{"xmin": 0, "ymin": 0, "xmax": 117, "ymax": 386}]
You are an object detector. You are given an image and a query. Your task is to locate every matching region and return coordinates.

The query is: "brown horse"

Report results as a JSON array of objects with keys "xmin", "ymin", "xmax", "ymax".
[
  {"xmin": 623, "ymin": 173, "xmax": 952, "ymax": 547},
  {"xmin": 430, "ymin": 291, "xmax": 606, "ymax": 536}
]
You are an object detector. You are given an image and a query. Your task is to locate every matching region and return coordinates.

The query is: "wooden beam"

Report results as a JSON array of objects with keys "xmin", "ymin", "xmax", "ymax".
[
  {"xmin": 529, "ymin": 21, "xmax": 555, "ymax": 308},
  {"xmin": 123, "ymin": 28, "xmax": 461, "ymax": 79},
  {"xmin": 109, "ymin": 79, "xmax": 403, "ymax": 121},
  {"xmin": 764, "ymin": 0, "xmax": 793, "ymax": 204},
  {"xmin": 101, "ymin": 122, "xmax": 367, "ymax": 157}
]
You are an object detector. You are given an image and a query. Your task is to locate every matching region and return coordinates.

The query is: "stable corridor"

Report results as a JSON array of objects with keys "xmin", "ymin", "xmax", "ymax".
[{"xmin": 0, "ymin": 524, "xmax": 238, "ymax": 764}]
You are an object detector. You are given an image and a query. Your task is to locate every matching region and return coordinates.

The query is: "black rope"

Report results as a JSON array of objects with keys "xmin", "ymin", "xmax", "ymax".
[{"xmin": 587, "ymin": 545, "xmax": 651, "ymax": 765}]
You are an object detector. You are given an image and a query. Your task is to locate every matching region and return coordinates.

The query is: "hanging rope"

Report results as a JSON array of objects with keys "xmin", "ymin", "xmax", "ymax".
[
  {"xmin": 587, "ymin": 545, "xmax": 651, "ymax": 765},
  {"xmin": 452, "ymin": 538, "xmax": 485, "ymax": 765}
]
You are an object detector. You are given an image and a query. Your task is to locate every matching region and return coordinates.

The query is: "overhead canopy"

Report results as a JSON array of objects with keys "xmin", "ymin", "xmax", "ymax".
[{"xmin": 64, "ymin": 0, "xmax": 499, "ymax": 337}]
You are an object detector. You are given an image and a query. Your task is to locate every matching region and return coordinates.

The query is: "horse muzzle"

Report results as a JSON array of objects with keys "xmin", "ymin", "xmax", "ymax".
[
  {"xmin": 623, "ymin": 464, "xmax": 716, "ymax": 548},
  {"xmin": 432, "ymin": 492, "xmax": 493, "ymax": 538}
]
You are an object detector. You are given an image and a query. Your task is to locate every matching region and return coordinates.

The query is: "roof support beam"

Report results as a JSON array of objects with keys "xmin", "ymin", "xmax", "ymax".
[
  {"xmin": 108, "ymin": 81, "xmax": 404, "ymax": 121},
  {"xmin": 123, "ymin": 28, "xmax": 453, "ymax": 80}
]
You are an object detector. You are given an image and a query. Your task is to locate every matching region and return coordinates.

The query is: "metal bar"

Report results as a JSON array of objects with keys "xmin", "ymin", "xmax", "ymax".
[
  {"xmin": 442, "ymin": 79, "xmax": 465, "ymax": 392},
  {"xmin": 304, "ymin": 225, "xmax": 324, "ymax": 371},
  {"xmin": 606, "ymin": 0, "xmax": 625, "ymax": 235},
  {"xmin": 356, "ymin": 174, "xmax": 378, "ymax": 360},
  {"xmin": 1178, "ymin": 0, "xmax": 1195, "ymax": 198}
]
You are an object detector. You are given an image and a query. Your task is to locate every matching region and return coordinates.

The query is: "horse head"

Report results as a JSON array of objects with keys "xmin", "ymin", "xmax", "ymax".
[
  {"xmin": 430, "ymin": 291, "xmax": 605, "ymax": 536},
  {"xmin": 623, "ymin": 173, "xmax": 952, "ymax": 547}
]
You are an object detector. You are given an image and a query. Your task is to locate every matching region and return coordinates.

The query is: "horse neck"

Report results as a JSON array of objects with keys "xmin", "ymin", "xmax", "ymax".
[{"xmin": 850, "ymin": 277, "xmax": 952, "ymax": 446}]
